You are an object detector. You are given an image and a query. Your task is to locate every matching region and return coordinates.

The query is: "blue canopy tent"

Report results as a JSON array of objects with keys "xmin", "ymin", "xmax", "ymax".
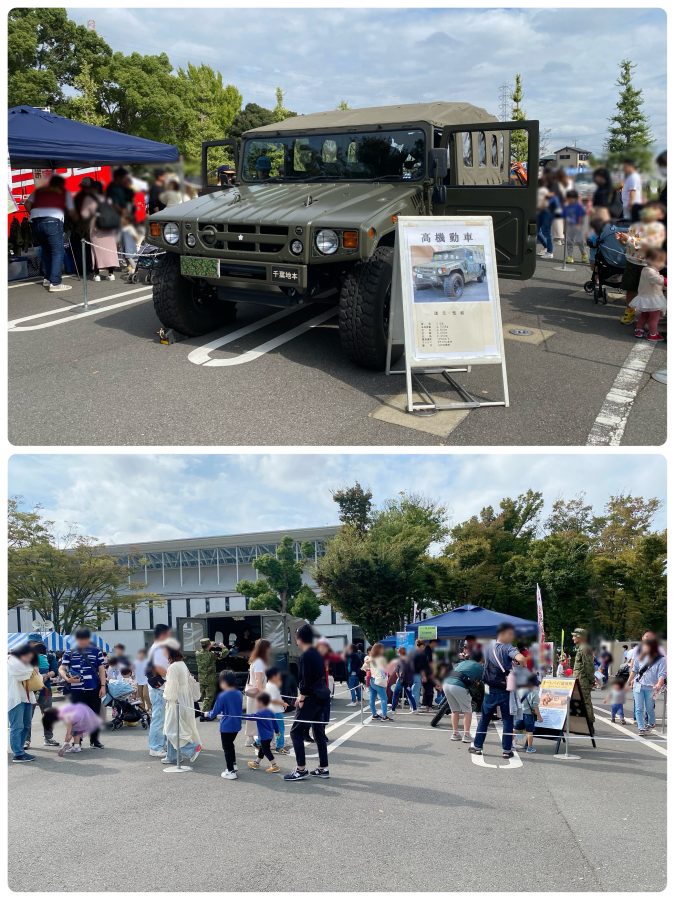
[
  {"xmin": 8, "ymin": 105, "xmax": 180, "ymax": 167},
  {"xmin": 405, "ymin": 604, "xmax": 538, "ymax": 639},
  {"xmin": 7, "ymin": 632, "xmax": 111, "ymax": 653}
]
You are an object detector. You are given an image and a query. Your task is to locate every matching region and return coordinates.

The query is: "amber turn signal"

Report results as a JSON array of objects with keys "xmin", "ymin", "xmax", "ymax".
[
  {"xmin": 149, "ymin": 222, "xmax": 162, "ymax": 237},
  {"xmin": 342, "ymin": 230, "xmax": 359, "ymax": 250}
]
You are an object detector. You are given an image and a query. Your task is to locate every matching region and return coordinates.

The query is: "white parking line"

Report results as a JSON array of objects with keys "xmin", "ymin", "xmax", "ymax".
[
  {"xmin": 8, "ymin": 285, "xmax": 150, "ymax": 328},
  {"xmin": 291, "ymin": 709, "xmax": 365, "ymax": 760},
  {"xmin": 592, "ymin": 705, "xmax": 667, "ymax": 756},
  {"xmin": 8, "ymin": 274, "xmax": 76, "ymax": 289},
  {"xmin": 190, "ymin": 307, "xmax": 337, "ymax": 367},
  {"xmin": 9, "ymin": 293, "xmax": 152, "ymax": 331},
  {"xmin": 586, "ymin": 341, "xmax": 656, "ymax": 445}
]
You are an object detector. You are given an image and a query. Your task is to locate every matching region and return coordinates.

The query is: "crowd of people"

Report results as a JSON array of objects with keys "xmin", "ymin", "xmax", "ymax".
[{"xmin": 7, "ymin": 623, "xmax": 666, "ymax": 769}]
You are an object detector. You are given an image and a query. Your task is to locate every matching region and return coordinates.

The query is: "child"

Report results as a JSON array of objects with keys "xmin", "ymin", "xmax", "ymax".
[
  {"xmin": 563, "ymin": 190, "xmax": 588, "ymax": 263},
  {"xmin": 604, "ymin": 677, "xmax": 627, "ymax": 725},
  {"xmin": 265, "ymin": 666, "xmax": 289, "ymax": 754},
  {"xmin": 244, "ymin": 692, "xmax": 280, "ymax": 773},
  {"xmin": 515, "ymin": 675, "xmax": 543, "ymax": 754},
  {"xmin": 42, "ymin": 703, "xmax": 102, "ymax": 757},
  {"xmin": 203, "ymin": 670, "xmax": 244, "ymax": 780},
  {"xmin": 630, "ymin": 247, "xmax": 667, "ymax": 342}
]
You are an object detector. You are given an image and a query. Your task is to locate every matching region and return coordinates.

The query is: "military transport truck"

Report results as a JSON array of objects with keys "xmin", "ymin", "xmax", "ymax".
[
  {"xmin": 413, "ymin": 247, "xmax": 486, "ymax": 298},
  {"xmin": 148, "ymin": 102, "xmax": 538, "ymax": 369},
  {"xmin": 176, "ymin": 609, "xmax": 306, "ymax": 698}
]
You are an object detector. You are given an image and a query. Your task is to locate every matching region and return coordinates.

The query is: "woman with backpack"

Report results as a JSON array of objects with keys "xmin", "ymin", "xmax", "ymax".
[
  {"xmin": 78, "ymin": 180, "xmax": 119, "ymax": 281},
  {"xmin": 443, "ymin": 649, "xmax": 484, "ymax": 742},
  {"xmin": 626, "ymin": 638, "xmax": 667, "ymax": 735}
]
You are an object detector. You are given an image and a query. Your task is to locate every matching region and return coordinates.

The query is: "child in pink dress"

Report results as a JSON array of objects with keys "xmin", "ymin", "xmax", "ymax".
[
  {"xmin": 42, "ymin": 703, "xmax": 103, "ymax": 756},
  {"xmin": 630, "ymin": 247, "xmax": 667, "ymax": 342}
]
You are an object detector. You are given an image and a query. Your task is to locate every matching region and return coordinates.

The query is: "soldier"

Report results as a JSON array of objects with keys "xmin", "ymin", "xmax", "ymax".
[
  {"xmin": 195, "ymin": 638, "xmax": 218, "ymax": 720},
  {"xmin": 572, "ymin": 627, "xmax": 595, "ymax": 722}
]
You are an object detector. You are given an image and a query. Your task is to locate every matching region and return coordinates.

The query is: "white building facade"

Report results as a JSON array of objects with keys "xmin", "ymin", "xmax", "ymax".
[{"xmin": 10, "ymin": 526, "xmax": 362, "ymax": 654}]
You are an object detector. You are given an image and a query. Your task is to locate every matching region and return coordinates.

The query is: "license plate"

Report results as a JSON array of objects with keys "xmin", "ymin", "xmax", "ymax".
[
  {"xmin": 271, "ymin": 266, "xmax": 300, "ymax": 285},
  {"xmin": 180, "ymin": 256, "xmax": 219, "ymax": 278}
]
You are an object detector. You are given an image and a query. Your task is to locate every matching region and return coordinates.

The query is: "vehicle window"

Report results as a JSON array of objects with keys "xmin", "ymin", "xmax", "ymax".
[
  {"xmin": 462, "ymin": 132, "xmax": 473, "ymax": 167},
  {"xmin": 242, "ymin": 140, "xmax": 287, "ymax": 181},
  {"xmin": 465, "ymin": 251, "xmax": 473, "ymax": 260},
  {"xmin": 182, "ymin": 620, "xmax": 205, "ymax": 651},
  {"xmin": 478, "ymin": 132, "xmax": 487, "ymax": 167},
  {"xmin": 322, "ymin": 139, "xmax": 338, "ymax": 163},
  {"xmin": 491, "ymin": 134, "xmax": 499, "ymax": 167}
]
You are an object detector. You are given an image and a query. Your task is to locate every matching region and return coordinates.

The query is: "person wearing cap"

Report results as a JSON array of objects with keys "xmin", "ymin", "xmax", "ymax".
[
  {"xmin": 284, "ymin": 624, "xmax": 331, "ymax": 781},
  {"xmin": 25, "ymin": 634, "xmax": 60, "ymax": 748},
  {"xmin": 572, "ymin": 628, "xmax": 595, "ymax": 723},
  {"xmin": 196, "ymin": 638, "xmax": 218, "ymax": 720}
]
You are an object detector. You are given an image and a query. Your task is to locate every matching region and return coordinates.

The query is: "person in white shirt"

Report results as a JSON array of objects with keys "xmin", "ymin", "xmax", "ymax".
[
  {"xmin": 134, "ymin": 648, "xmax": 151, "ymax": 713},
  {"xmin": 146, "ymin": 624, "xmax": 172, "ymax": 757},
  {"xmin": 621, "ymin": 160, "xmax": 642, "ymax": 218},
  {"xmin": 265, "ymin": 666, "xmax": 289, "ymax": 754},
  {"xmin": 245, "ymin": 639, "xmax": 271, "ymax": 747}
]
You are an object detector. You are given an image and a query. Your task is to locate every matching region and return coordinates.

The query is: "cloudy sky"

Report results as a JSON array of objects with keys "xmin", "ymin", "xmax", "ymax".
[
  {"xmin": 66, "ymin": 6, "xmax": 667, "ymax": 155},
  {"xmin": 8, "ymin": 453, "xmax": 666, "ymax": 545}
]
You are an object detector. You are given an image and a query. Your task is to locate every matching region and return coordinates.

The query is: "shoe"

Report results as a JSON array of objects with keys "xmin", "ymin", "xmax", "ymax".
[
  {"xmin": 189, "ymin": 745, "xmax": 202, "ymax": 763},
  {"xmin": 161, "ymin": 757, "xmax": 170, "ymax": 763},
  {"xmin": 462, "ymin": 733, "xmax": 472, "ymax": 743},
  {"xmin": 634, "ymin": 328, "xmax": 645, "ymax": 338},
  {"xmin": 502, "ymin": 751, "xmax": 514, "ymax": 759},
  {"xmin": 647, "ymin": 333, "xmax": 665, "ymax": 342},
  {"xmin": 58, "ymin": 742, "xmax": 74, "ymax": 757},
  {"xmin": 12, "ymin": 753, "xmax": 35, "ymax": 762},
  {"xmin": 346, "ymin": 702, "xmax": 357, "ymax": 707},
  {"xmin": 90, "ymin": 741, "xmax": 104, "ymax": 749},
  {"xmin": 381, "ymin": 715, "xmax": 393, "ymax": 721},
  {"xmin": 221, "ymin": 770, "xmax": 238, "ymax": 780},
  {"xmin": 610, "ymin": 718, "xmax": 616, "ymax": 723},
  {"xmin": 149, "ymin": 749, "xmax": 165, "ymax": 757},
  {"xmin": 276, "ymin": 747, "xmax": 291, "ymax": 755},
  {"xmin": 620, "ymin": 720, "xmax": 627, "ymax": 725},
  {"xmin": 247, "ymin": 760, "xmax": 260, "ymax": 770},
  {"xmin": 24, "ymin": 740, "xmax": 30, "ymax": 749},
  {"xmin": 388, "ymin": 709, "xmax": 396, "ymax": 717},
  {"xmin": 93, "ymin": 274, "xmax": 101, "ymax": 281},
  {"xmin": 451, "ymin": 732, "xmax": 462, "ymax": 741},
  {"xmin": 48, "ymin": 283, "xmax": 72, "ymax": 292},
  {"xmin": 266, "ymin": 763, "xmax": 281, "ymax": 773},
  {"xmin": 42, "ymin": 278, "xmax": 50, "ymax": 288},
  {"xmin": 543, "ymin": 252, "xmax": 554, "ymax": 259},
  {"xmin": 252, "ymin": 738, "xmax": 261, "ymax": 748},
  {"xmin": 371, "ymin": 713, "xmax": 382, "ymax": 720},
  {"xmin": 43, "ymin": 738, "xmax": 60, "ymax": 747},
  {"xmin": 565, "ymin": 256, "xmax": 574, "ymax": 264},
  {"xmin": 525, "ymin": 747, "xmax": 537, "ymax": 754},
  {"xmin": 638, "ymin": 728, "xmax": 650, "ymax": 736},
  {"xmin": 310, "ymin": 767, "xmax": 330, "ymax": 778},
  {"xmin": 408, "ymin": 708, "xmax": 418, "ymax": 715},
  {"xmin": 105, "ymin": 273, "xmax": 116, "ymax": 281},
  {"xmin": 468, "ymin": 746, "xmax": 483, "ymax": 755},
  {"xmin": 581, "ymin": 254, "xmax": 589, "ymax": 263},
  {"xmin": 620, "ymin": 308, "xmax": 636, "ymax": 324},
  {"xmin": 284, "ymin": 768, "xmax": 310, "ymax": 781},
  {"xmin": 304, "ymin": 736, "xmax": 315, "ymax": 743},
  {"xmin": 70, "ymin": 745, "xmax": 82, "ymax": 753}
]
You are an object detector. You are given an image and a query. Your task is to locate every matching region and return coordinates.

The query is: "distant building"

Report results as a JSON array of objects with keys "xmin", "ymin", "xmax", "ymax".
[
  {"xmin": 551, "ymin": 146, "xmax": 592, "ymax": 169},
  {"xmin": 10, "ymin": 526, "xmax": 364, "ymax": 653}
]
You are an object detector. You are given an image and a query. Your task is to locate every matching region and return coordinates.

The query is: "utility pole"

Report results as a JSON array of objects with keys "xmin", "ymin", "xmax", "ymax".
[{"xmin": 498, "ymin": 83, "xmax": 512, "ymax": 122}]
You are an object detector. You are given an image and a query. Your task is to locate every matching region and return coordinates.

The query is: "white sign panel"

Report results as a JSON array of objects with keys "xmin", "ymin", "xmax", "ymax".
[{"xmin": 395, "ymin": 215, "xmax": 507, "ymax": 367}]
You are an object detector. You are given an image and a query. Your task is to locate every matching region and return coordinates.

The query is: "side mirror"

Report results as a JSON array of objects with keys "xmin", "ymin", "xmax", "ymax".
[{"xmin": 429, "ymin": 148, "xmax": 449, "ymax": 182}]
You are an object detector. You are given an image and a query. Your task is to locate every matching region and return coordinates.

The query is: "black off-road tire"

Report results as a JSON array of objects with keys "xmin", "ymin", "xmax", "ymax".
[
  {"xmin": 443, "ymin": 271, "xmax": 465, "ymax": 299},
  {"xmin": 338, "ymin": 245, "xmax": 401, "ymax": 370},
  {"xmin": 153, "ymin": 251, "xmax": 236, "ymax": 337}
]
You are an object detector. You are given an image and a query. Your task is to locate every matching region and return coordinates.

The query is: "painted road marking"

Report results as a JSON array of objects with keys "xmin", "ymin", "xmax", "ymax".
[
  {"xmin": 8, "ymin": 285, "xmax": 150, "ymax": 327},
  {"xmin": 186, "ymin": 306, "xmax": 302, "ymax": 365},
  {"xmin": 291, "ymin": 708, "xmax": 365, "ymax": 760},
  {"xmin": 592, "ymin": 705, "xmax": 667, "ymax": 757},
  {"xmin": 586, "ymin": 341, "xmax": 656, "ymax": 445},
  {"xmin": 9, "ymin": 293, "xmax": 152, "ymax": 331},
  {"xmin": 8, "ymin": 274, "xmax": 76, "ymax": 289},
  {"xmin": 190, "ymin": 306, "xmax": 337, "ymax": 367}
]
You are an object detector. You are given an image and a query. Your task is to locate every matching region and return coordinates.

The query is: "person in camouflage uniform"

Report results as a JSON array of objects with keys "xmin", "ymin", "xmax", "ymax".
[
  {"xmin": 572, "ymin": 627, "xmax": 595, "ymax": 722},
  {"xmin": 196, "ymin": 638, "xmax": 218, "ymax": 719}
]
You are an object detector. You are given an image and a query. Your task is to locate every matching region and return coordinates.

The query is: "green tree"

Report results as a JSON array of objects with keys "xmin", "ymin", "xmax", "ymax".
[
  {"xmin": 272, "ymin": 87, "xmax": 295, "ymax": 123},
  {"xmin": 510, "ymin": 73, "xmax": 528, "ymax": 162},
  {"xmin": 176, "ymin": 63, "xmax": 242, "ymax": 169},
  {"xmin": 67, "ymin": 61, "xmax": 108, "ymax": 127},
  {"xmin": 291, "ymin": 584, "xmax": 323, "ymax": 623},
  {"xmin": 332, "ymin": 482, "xmax": 373, "ymax": 534},
  {"xmin": 337, "ymin": 99, "xmax": 350, "ymax": 110},
  {"xmin": 236, "ymin": 535, "xmax": 319, "ymax": 616},
  {"xmin": 8, "ymin": 497, "xmax": 51, "ymax": 551},
  {"xmin": 229, "ymin": 102, "xmax": 277, "ymax": 139},
  {"xmin": 605, "ymin": 59, "xmax": 653, "ymax": 169}
]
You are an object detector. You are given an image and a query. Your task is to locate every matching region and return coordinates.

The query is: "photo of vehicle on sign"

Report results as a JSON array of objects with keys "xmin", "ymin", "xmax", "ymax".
[{"xmin": 412, "ymin": 244, "xmax": 488, "ymax": 303}]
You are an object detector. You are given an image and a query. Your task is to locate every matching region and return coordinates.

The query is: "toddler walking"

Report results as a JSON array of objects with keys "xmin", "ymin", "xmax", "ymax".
[
  {"xmin": 515, "ymin": 675, "xmax": 543, "ymax": 754},
  {"xmin": 630, "ymin": 247, "xmax": 667, "ymax": 342},
  {"xmin": 244, "ymin": 692, "xmax": 281, "ymax": 773},
  {"xmin": 203, "ymin": 670, "xmax": 244, "ymax": 780},
  {"xmin": 563, "ymin": 190, "xmax": 588, "ymax": 263},
  {"xmin": 265, "ymin": 666, "xmax": 290, "ymax": 753},
  {"xmin": 604, "ymin": 677, "xmax": 627, "ymax": 725}
]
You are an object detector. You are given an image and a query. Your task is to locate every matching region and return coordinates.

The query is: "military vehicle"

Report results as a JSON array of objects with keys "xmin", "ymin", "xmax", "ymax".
[
  {"xmin": 176, "ymin": 609, "xmax": 307, "ymax": 699},
  {"xmin": 148, "ymin": 102, "xmax": 538, "ymax": 369},
  {"xmin": 413, "ymin": 247, "xmax": 486, "ymax": 298}
]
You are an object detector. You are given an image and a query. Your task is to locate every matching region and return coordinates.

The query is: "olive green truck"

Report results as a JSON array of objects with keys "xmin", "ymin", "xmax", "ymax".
[{"xmin": 148, "ymin": 102, "xmax": 539, "ymax": 369}]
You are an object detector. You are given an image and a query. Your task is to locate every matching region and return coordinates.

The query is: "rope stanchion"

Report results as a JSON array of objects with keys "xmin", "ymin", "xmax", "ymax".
[
  {"xmin": 163, "ymin": 699, "xmax": 192, "ymax": 774},
  {"xmin": 81, "ymin": 241, "xmax": 89, "ymax": 310},
  {"xmin": 554, "ymin": 695, "xmax": 581, "ymax": 760}
]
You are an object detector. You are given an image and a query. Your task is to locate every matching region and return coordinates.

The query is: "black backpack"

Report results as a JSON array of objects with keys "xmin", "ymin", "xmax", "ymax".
[{"xmin": 96, "ymin": 200, "xmax": 121, "ymax": 231}]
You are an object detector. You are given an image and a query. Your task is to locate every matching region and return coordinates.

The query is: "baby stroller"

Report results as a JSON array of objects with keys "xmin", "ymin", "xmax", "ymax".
[
  {"xmin": 584, "ymin": 221, "xmax": 628, "ymax": 305},
  {"xmin": 104, "ymin": 680, "xmax": 150, "ymax": 730},
  {"xmin": 129, "ymin": 243, "xmax": 165, "ymax": 284}
]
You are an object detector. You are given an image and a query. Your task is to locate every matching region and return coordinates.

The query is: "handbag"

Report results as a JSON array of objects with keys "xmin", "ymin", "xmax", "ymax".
[
  {"xmin": 492, "ymin": 644, "xmax": 517, "ymax": 692},
  {"xmin": 96, "ymin": 200, "xmax": 121, "ymax": 231},
  {"xmin": 26, "ymin": 669, "xmax": 45, "ymax": 693},
  {"xmin": 188, "ymin": 673, "xmax": 201, "ymax": 702}
]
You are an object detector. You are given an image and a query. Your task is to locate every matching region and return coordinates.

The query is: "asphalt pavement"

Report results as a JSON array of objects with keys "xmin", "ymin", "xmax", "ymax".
[
  {"xmin": 7, "ymin": 688, "xmax": 666, "ymax": 891},
  {"xmin": 8, "ymin": 248, "xmax": 666, "ymax": 446}
]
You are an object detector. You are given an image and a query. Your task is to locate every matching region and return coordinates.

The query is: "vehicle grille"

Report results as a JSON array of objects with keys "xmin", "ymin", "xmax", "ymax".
[{"xmin": 199, "ymin": 222, "xmax": 290, "ymax": 257}]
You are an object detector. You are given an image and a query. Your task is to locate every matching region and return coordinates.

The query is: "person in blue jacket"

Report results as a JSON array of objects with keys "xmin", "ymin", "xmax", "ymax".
[
  {"xmin": 244, "ymin": 692, "xmax": 281, "ymax": 773},
  {"xmin": 203, "ymin": 670, "xmax": 244, "ymax": 780}
]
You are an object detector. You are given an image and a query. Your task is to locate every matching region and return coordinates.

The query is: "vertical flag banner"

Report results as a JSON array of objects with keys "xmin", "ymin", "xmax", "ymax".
[{"xmin": 536, "ymin": 583, "xmax": 545, "ymax": 645}]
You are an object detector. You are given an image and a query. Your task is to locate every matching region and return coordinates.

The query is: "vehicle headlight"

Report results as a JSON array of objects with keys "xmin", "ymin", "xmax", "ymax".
[
  {"xmin": 163, "ymin": 222, "xmax": 180, "ymax": 245},
  {"xmin": 315, "ymin": 228, "xmax": 339, "ymax": 255},
  {"xmin": 186, "ymin": 233, "xmax": 196, "ymax": 248},
  {"xmin": 290, "ymin": 239, "xmax": 303, "ymax": 255}
]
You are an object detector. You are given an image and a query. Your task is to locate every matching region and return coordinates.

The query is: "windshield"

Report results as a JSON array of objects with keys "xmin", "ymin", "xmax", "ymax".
[
  {"xmin": 242, "ymin": 129, "xmax": 426, "ymax": 182},
  {"xmin": 432, "ymin": 251, "xmax": 465, "ymax": 261}
]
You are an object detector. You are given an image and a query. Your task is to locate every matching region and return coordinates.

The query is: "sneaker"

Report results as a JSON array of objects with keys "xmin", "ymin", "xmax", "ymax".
[
  {"xmin": 189, "ymin": 745, "xmax": 202, "ymax": 763},
  {"xmin": 48, "ymin": 283, "xmax": 72, "ymax": 292},
  {"xmin": 58, "ymin": 742, "xmax": 74, "ymax": 757},
  {"xmin": 24, "ymin": 741, "xmax": 30, "ymax": 749},
  {"xmin": 408, "ymin": 708, "xmax": 418, "ymax": 715},
  {"xmin": 70, "ymin": 745, "xmax": 82, "ymax": 753},
  {"xmin": 468, "ymin": 746, "xmax": 483, "ymax": 755},
  {"xmin": 565, "ymin": 256, "xmax": 574, "ymax": 264},
  {"xmin": 581, "ymin": 254, "xmax": 589, "ymax": 263},
  {"xmin": 638, "ymin": 728, "xmax": 650, "ymax": 736},
  {"xmin": 266, "ymin": 763, "xmax": 281, "ymax": 773},
  {"xmin": 620, "ymin": 308, "xmax": 636, "ymax": 325},
  {"xmin": 525, "ymin": 747, "xmax": 537, "ymax": 754},
  {"xmin": 92, "ymin": 274, "xmax": 101, "ymax": 281},
  {"xmin": 371, "ymin": 713, "xmax": 382, "ymax": 720},
  {"xmin": 90, "ymin": 740, "xmax": 104, "ymax": 749},
  {"xmin": 247, "ymin": 760, "xmax": 260, "ymax": 770},
  {"xmin": 310, "ymin": 767, "xmax": 330, "ymax": 778},
  {"xmin": 610, "ymin": 718, "xmax": 616, "ymax": 723},
  {"xmin": 221, "ymin": 770, "xmax": 238, "ymax": 780},
  {"xmin": 381, "ymin": 715, "xmax": 393, "ymax": 721},
  {"xmin": 12, "ymin": 753, "xmax": 35, "ymax": 762},
  {"xmin": 462, "ymin": 733, "xmax": 472, "ymax": 743},
  {"xmin": 276, "ymin": 747, "xmax": 291, "ymax": 755},
  {"xmin": 647, "ymin": 333, "xmax": 665, "ymax": 342},
  {"xmin": 543, "ymin": 252, "xmax": 554, "ymax": 259},
  {"xmin": 283, "ymin": 768, "xmax": 309, "ymax": 781},
  {"xmin": 634, "ymin": 328, "xmax": 645, "ymax": 338},
  {"xmin": 502, "ymin": 751, "xmax": 514, "ymax": 759},
  {"xmin": 43, "ymin": 738, "xmax": 60, "ymax": 747},
  {"xmin": 149, "ymin": 749, "xmax": 165, "ymax": 757},
  {"xmin": 451, "ymin": 732, "xmax": 462, "ymax": 741},
  {"xmin": 161, "ymin": 756, "xmax": 170, "ymax": 763},
  {"xmin": 620, "ymin": 719, "xmax": 627, "ymax": 726},
  {"xmin": 103, "ymin": 273, "xmax": 115, "ymax": 281},
  {"xmin": 42, "ymin": 278, "xmax": 50, "ymax": 288},
  {"xmin": 346, "ymin": 702, "xmax": 358, "ymax": 707}
]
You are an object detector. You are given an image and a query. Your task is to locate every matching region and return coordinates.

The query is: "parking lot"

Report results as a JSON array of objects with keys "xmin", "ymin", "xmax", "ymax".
[
  {"xmin": 8, "ymin": 252, "xmax": 666, "ymax": 446},
  {"xmin": 7, "ymin": 687, "xmax": 666, "ymax": 892}
]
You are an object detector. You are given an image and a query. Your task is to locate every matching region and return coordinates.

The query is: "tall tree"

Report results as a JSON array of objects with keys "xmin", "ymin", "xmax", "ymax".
[
  {"xmin": 8, "ymin": 497, "xmax": 51, "ymax": 551},
  {"xmin": 176, "ymin": 63, "xmax": 242, "ymax": 168},
  {"xmin": 67, "ymin": 61, "xmax": 108, "ymax": 127},
  {"xmin": 510, "ymin": 73, "xmax": 528, "ymax": 162},
  {"xmin": 332, "ymin": 482, "xmax": 373, "ymax": 534},
  {"xmin": 236, "ymin": 535, "xmax": 319, "ymax": 617},
  {"xmin": 605, "ymin": 59, "xmax": 653, "ymax": 169}
]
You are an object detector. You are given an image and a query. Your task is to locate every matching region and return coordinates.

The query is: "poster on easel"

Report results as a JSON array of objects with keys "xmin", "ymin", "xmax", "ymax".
[
  {"xmin": 387, "ymin": 216, "xmax": 509, "ymax": 412},
  {"xmin": 536, "ymin": 677, "xmax": 575, "ymax": 731}
]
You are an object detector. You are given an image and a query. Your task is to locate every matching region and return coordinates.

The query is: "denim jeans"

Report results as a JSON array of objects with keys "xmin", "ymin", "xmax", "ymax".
[
  {"xmin": 348, "ymin": 672, "xmax": 362, "ymax": 702},
  {"xmin": 166, "ymin": 738, "xmax": 199, "ymax": 764},
  {"xmin": 274, "ymin": 711, "xmax": 285, "ymax": 750},
  {"xmin": 537, "ymin": 209, "xmax": 553, "ymax": 253},
  {"xmin": 473, "ymin": 687, "xmax": 514, "ymax": 752},
  {"xmin": 633, "ymin": 686, "xmax": 655, "ymax": 730},
  {"xmin": 611, "ymin": 703, "xmax": 624, "ymax": 720},
  {"xmin": 8, "ymin": 702, "xmax": 33, "ymax": 756},
  {"xmin": 369, "ymin": 683, "xmax": 388, "ymax": 718},
  {"xmin": 411, "ymin": 673, "xmax": 422, "ymax": 707},
  {"xmin": 391, "ymin": 680, "xmax": 416, "ymax": 711},
  {"xmin": 32, "ymin": 216, "xmax": 65, "ymax": 285},
  {"xmin": 148, "ymin": 687, "xmax": 166, "ymax": 751}
]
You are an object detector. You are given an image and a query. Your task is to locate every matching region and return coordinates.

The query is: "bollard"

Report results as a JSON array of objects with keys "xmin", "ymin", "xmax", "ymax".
[
  {"xmin": 81, "ymin": 241, "xmax": 89, "ymax": 310},
  {"xmin": 164, "ymin": 699, "xmax": 192, "ymax": 773},
  {"xmin": 554, "ymin": 697, "xmax": 581, "ymax": 760}
]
